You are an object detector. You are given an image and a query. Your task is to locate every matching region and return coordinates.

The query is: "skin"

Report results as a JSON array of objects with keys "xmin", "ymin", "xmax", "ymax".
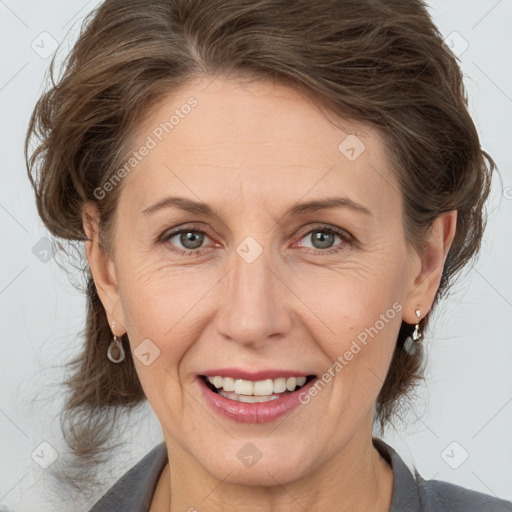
[{"xmin": 83, "ymin": 75, "xmax": 457, "ymax": 512}]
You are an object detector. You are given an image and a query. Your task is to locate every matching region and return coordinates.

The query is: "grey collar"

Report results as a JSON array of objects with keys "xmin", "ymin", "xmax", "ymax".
[{"xmin": 372, "ymin": 436, "xmax": 422, "ymax": 511}]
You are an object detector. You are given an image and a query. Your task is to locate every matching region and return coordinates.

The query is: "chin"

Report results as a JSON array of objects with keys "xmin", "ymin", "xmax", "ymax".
[
  {"xmin": 210, "ymin": 463, "xmax": 304, "ymax": 487},
  {"xmin": 195, "ymin": 448, "xmax": 310, "ymax": 487}
]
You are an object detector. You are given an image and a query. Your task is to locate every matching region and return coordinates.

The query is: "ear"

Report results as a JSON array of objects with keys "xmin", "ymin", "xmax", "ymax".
[
  {"xmin": 82, "ymin": 202, "xmax": 127, "ymax": 335},
  {"xmin": 402, "ymin": 210, "xmax": 457, "ymax": 323}
]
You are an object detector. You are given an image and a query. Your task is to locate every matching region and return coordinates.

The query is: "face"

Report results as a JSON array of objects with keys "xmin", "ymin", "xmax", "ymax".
[{"xmin": 86, "ymin": 75, "xmax": 453, "ymax": 486}]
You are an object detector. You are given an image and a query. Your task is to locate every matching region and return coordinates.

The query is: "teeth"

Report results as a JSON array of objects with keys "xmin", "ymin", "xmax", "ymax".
[
  {"xmin": 219, "ymin": 390, "xmax": 281, "ymax": 403},
  {"xmin": 222, "ymin": 377, "xmax": 235, "ymax": 392},
  {"xmin": 253, "ymin": 379, "xmax": 273, "ymax": 396},
  {"xmin": 234, "ymin": 379, "xmax": 253, "ymax": 395},
  {"xmin": 273, "ymin": 378, "xmax": 287, "ymax": 393},
  {"xmin": 286, "ymin": 377, "xmax": 297, "ymax": 391},
  {"xmin": 207, "ymin": 375, "xmax": 308, "ymax": 396}
]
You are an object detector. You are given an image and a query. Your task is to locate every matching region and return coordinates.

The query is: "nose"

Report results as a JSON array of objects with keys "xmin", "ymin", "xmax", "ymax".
[{"xmin": 214, "ymin": 243, "xmax": 293, "ymax": 348}]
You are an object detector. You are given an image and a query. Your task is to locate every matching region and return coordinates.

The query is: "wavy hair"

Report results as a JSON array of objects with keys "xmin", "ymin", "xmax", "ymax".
[{"xmin": 25, "ymin": 0, "xmax": 495, "ymax": 487}]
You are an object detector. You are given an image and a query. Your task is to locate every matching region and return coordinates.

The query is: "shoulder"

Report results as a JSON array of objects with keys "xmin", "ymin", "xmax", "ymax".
[
  {"xmin": 89, "ymin": 442, "xmax": 168, "ymax": 512},
  {"xmin": 415, "ymin": 471, "xmax": 512, "ymax": 512},
  {"xmin": 372, "ymin": 437, "xmax": 512, "ymax": 512}
]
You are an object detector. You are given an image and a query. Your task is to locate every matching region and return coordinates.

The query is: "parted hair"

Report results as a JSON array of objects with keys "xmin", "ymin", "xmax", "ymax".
[{"xmin": 26, "ymin": 0, "xmax": 495, "ymax": 473}]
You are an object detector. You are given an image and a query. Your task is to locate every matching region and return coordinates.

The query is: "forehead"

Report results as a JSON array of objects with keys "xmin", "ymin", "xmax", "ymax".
[{"xmin": 119, "ymin": 76, "xmax": 401, "ymax": 221}]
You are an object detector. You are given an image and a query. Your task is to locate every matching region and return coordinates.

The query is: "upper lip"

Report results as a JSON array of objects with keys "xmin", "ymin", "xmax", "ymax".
[{"xmin": 200, "ymin": 368, "xmax": 315, "ymax": 381}]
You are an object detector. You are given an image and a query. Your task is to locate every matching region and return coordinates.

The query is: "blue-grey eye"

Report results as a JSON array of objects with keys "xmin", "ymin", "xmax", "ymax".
[
  {"xmin": 176, "ymin": 230, "xmax": 205, "ymax": 250},
  {"xmin": 300, "ymin": 228, "xmax": 343, "ymax": 251}
]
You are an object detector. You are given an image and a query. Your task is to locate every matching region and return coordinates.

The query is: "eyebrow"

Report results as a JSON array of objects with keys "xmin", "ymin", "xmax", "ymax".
[{"xmin": 141, "ymin": 195, "xmax": 372, "ymax": 218}]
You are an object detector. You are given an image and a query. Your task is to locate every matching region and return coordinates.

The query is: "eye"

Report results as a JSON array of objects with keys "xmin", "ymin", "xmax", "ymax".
[
  {"xmin": 159, "ymin": 223, "xmax": 353, "ymax": 256},
  {"xmin": 295, "ymin": 225, "xmax": 352, "ymax": 255},
  {"xmin": 159, "ymin": 225, "xmax": 214, "ymax": 256}
]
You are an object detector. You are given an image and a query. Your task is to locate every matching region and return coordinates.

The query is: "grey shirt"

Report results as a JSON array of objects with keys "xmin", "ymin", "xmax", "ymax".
[{"xmin": 90, "ymin": 437, "xmax": 512, "ymax": 511}]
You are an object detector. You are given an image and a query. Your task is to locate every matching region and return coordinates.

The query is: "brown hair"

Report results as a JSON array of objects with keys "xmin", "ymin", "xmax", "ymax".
[{"xmin": 26, "ymin": 0, "xmax": 495, "ymax": 478}]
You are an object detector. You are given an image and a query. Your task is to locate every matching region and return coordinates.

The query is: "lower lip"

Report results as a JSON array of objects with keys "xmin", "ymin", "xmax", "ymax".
[{"xmin": 197, "ymin": 376, "xmax": 318, "ymax": 423}]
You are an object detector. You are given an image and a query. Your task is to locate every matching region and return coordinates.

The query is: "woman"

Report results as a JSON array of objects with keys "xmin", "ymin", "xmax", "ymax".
[{"xmin": 25, "ymin": 0, "xmax": 511, "ymax": 510}]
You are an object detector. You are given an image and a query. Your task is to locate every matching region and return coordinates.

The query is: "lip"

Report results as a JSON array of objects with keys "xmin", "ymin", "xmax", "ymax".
[
  {"xmin": 197, "ymin": 374, "xmax": 318, "ymax": 424},
  {"xmin": 201, "ymin": 368, "xmax": 311, "ymax": 381}
]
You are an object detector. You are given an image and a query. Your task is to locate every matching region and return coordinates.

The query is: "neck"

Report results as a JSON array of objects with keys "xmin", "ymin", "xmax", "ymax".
[{"xmin": 152, "ymin": 427, "xmax": 394, "ymax": 512}]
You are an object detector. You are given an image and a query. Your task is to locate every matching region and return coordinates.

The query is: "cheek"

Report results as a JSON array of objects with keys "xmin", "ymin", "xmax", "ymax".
[
  {"xmin": 291, "ymin": 251, "xmax": 405, "ymax": 345},
  {"xmin": 114, "ymin": 255, "xmax": 225, "ymax": 396},
  {"xmin": 132, "ymin": 359, "xmax": 190, "ymax": 439},
  {"xmin": 117, "ymin": 261, "xmax": 199, "ymax": 418},
  {"xmin": 115, "ymin": 253, "xmax": 200, "ymax": 335},
  {"xmin": 291, "ymin": 254, "xmax": 405, "ymax": 407}
]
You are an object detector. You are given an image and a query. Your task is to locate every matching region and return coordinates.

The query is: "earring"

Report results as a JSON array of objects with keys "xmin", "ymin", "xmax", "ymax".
[
  {"xmin": 404, "ymin": 308, "xmax": 423, "ymax": 353},
  {"xmin": 107, "ymin": 321, "xmax": 126, "ymax": 363},
  {"xmin": 412, "ymin": 308, "xmax": 422, "ymax": 342}
]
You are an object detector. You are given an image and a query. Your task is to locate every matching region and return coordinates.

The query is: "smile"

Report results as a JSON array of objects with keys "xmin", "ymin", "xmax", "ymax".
[
  {"xmin": 202, "ymin": 375, "xmax": 315, "ymax": 403},
  {"xmin": 197, "ymin": 372, "xmax": 319, "ymax": 423}
]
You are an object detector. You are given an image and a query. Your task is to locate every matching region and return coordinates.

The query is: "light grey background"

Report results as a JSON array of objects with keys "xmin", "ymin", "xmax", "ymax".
[{"xmin": 1, "ymin": 1, "xmax": 511, "ymax": 510}]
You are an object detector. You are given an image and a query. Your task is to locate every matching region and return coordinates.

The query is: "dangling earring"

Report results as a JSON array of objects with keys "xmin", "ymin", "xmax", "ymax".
[
  {"xmin": 107, "ymin": 320, "xmax": 125, "ymax": 363},
  {"xmin": 412, "ymin": 308, "xmax": 422, "ymax": 342},
  {"xmin": 404, "ymin": 308, "xmax": 423, "ymax": 353}
]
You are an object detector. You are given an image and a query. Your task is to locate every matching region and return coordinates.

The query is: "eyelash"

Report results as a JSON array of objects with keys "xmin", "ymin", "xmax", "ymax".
[{"xmin": 158, "ymin": 223, "xmax": 353, "ymax": 257}]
